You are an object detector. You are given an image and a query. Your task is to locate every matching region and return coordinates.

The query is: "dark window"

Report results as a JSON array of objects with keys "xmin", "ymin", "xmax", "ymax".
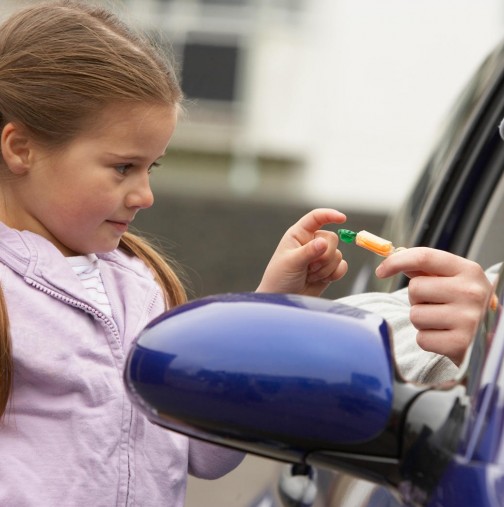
[
  {"xmin": 200, "ymin": 0, "xmax": 248, "ymax": 4},
  {"xmin": 181, "ymin": 41, "xmax": 240, "ymax": 102}
]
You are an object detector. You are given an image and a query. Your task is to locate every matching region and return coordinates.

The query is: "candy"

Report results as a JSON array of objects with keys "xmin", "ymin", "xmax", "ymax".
[
  {"xmin": 355, "ymin": 230, "xmax": 395, "ymax": 256},
  {"xmin": 490, "ymin": 293, "xmax": 499, "ymax": 312},
  {"xmin": 337, "ymin": 229, "xmax": 357, "ymax": 244},
  {"xmin": 338, "ymin": 229, "xmax": 397, "ymax": 257}
]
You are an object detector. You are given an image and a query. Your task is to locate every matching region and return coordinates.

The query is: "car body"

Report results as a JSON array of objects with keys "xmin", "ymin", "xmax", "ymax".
[{"xmin": 123, "ymin": 38, "xmax": 504, "ymax": 507}]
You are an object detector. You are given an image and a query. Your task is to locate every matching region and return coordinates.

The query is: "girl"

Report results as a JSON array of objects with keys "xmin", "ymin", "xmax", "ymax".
[{"xmin": 0, "ymin": 1, "xmax": 347, "ymax": 505}]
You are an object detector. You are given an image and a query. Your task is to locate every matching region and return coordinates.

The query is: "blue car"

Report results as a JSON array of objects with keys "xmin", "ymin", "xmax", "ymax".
[{"xmin": 124, "ymin": 37, "xmax": 504, "ymax": 507}]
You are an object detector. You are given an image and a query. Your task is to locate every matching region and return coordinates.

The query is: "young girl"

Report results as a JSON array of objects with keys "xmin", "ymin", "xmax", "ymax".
[{"xmin": 0, "ymin": 1, "xmax": 348, "ymax": 505}]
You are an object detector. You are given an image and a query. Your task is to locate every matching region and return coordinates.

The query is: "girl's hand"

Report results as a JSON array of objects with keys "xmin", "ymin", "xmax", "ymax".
[
  {"xmin": 376, "ymin": 247, "xmax": 494, "ymax": 366},
  {"xmin": 257, "ymin": 208, "xmax": 348, "ymax": 297}
]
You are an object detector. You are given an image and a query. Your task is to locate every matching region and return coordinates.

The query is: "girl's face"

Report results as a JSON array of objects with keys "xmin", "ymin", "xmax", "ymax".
[{"xmin": 6, "ymin": 102, "xmax": 177, "ymax": 256}]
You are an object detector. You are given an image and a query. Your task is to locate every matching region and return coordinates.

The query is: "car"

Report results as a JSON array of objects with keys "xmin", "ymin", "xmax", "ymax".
[{"xmin": 123, "ymin": 36, "xmax": 504, "ymax": 507}]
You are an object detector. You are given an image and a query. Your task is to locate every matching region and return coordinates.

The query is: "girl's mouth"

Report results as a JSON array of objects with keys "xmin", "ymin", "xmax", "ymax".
[{"xmin": 107, "ymin": 220, "xmax": 129, "ymax": 233}]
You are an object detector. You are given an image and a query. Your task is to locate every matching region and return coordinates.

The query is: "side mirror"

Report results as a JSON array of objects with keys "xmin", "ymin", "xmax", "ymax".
[{"xmin": 124, "ymin": 293, "xmax": 397, "ymax": 463}]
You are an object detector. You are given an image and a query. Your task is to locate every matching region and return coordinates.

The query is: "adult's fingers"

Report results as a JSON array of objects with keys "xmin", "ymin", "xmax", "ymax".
[
  {"xmin": 409, "ymin": 301, "xmax": 459, "ymax": 331},
  {"xmin": 408, "ymin": 273, "xmax": 491, "ymax": 308},
  {"xmin": 376, "ymin": 247, "xmax": 475, "ymax": 279},
  {"xmin": 407, "ymin": 275, "xmax": 463, "ymax": 305},
  {"xmin": 415, "ymin": 328, "xmax": 469, "ymax": 365}
]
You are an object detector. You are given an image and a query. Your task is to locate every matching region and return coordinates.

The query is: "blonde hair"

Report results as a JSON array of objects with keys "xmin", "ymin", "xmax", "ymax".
[{"xmin": 0, "ymin": 0, "xmax": 187, "ymax": 419}]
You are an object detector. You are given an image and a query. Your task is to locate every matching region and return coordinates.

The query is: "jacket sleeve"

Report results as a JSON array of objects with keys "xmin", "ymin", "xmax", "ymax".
[{"xmin": 188, "ymin": 440, "xmax": 245, "ymax": 479}]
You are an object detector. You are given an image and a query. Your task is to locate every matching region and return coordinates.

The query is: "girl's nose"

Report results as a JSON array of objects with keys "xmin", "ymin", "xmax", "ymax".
[{"xmin": 126, "ymin": 174, "xmax": 154, "ymax": 210}]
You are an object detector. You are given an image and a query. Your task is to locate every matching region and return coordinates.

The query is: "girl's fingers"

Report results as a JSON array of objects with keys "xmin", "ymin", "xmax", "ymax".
[
  {"xmin": 291, "ymin": 209, "xmax": 346, "ymax": 244},
  {"xmin": 307, "ymin": 253, "xmax": 347, "ymax": 283}
]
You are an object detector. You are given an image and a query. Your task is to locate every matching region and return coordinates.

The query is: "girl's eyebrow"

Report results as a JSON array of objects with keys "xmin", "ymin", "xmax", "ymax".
[
  {"xmin": 105, "ymin": 152, "xmax": 143, "ymax": 160},
  {"xmin": 105, "ymin": 152, "xmax": 166, "ymax": 160}
]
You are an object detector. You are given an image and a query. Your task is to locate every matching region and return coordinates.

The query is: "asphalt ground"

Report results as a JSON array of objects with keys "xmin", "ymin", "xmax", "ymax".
[{"xmin": 186, "ymin": 455, "xmax": 282, "ymax": 506}]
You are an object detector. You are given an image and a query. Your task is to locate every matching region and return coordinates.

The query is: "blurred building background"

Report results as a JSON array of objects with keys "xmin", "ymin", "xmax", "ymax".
[
  {"xmin": 135, "ymin": 0, "xmax": 504, "ymax": 301},
  {"xmin": 2, "ymin": 0, "xmax": 504, "ymax": 505},
  {"xmin": 2, "ymin": 0, "xmax": 502, "ymax": 300},
  {"xmin": 125, "ymin": 0, "xmax": 504, "ymax": 211}
]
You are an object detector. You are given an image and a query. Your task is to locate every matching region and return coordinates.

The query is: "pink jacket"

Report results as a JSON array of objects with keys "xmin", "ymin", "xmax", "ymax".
[{"xmin": 0, "ymin": 222, "xmax": 243, "ymax": 506}]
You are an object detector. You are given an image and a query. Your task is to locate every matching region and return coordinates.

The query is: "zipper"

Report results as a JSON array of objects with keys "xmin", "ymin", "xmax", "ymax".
[
  {"xmin": 25, "ymin": 277, "xmax": 134, "ymax": 504},
  {"xmin": 26, "ymin": 278, "xmax": 122, "ymax": 346}
]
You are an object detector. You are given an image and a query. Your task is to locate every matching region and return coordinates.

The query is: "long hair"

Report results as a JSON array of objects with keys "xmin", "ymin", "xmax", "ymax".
[{"xmin": 0, "ymin": 0, "xmax": 187, "ymax": 419}]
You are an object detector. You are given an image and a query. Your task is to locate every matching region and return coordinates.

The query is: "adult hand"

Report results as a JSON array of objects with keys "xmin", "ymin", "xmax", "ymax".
[{"xmin": 376, "ymin": 247, "xmax": 494, "ymax": 365}]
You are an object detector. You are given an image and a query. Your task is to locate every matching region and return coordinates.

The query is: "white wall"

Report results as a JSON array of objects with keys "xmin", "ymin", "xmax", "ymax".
[
  {"xmin": 302, "ymin": 0, "xmax": 504, "ymax": 212},
  {"xmin": 246, "ymin": 0, "xmax": 504, "ymax": 212}
]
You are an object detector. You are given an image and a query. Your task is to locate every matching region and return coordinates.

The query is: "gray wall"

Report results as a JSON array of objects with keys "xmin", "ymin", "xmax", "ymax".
[{"xmin": 133, "ymin": 193, "xmax": 386, "ymax": 301}]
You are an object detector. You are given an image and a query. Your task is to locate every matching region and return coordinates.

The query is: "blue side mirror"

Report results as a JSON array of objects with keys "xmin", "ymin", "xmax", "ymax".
[{"xmin": 125, "ymin": 293, "xmax": 396, "ymax": 463}]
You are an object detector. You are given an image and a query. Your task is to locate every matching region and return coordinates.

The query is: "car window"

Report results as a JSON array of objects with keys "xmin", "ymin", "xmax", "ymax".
[
  {"xmin": 394, "ymin": 43, "xmax": 504, "ymax": 245},
  {"xmin": 357, "ymin": 46, "xmax": 504, "ymax": 295},
  {"xmin": 466, "ymin": 170, "xmax": 504, "ymax": 269}
]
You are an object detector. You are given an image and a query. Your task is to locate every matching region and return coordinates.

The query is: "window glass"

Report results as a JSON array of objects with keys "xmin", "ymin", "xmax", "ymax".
[
  {"xmin": 180, "ymin": 41, "xmax": 240, "ymax": 102},
  {"xmin": 467, "ymin": 171, "xmax": 504, "ymax": 270},
  {"xmin": 200, "ymin": 0, "xmax": 248, "ymax": 4},
  {"xmin": 392, "ymin": 47, "xmax": 503, "ymax": 245}
]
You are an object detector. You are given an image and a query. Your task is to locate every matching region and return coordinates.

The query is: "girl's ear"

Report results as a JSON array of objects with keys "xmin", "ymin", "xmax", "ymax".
[{"xmin": 1, "ymin": 122, "xmax": 32, "ymax": 175}]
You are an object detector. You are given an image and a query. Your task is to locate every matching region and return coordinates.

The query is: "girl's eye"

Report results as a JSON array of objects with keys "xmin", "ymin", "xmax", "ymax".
[
  {"xmin": 114, "ymin": 162, "xmax": 160, "ymax": 175},
  {"xmin": 115, "ymin": 164, "xmax": 132, "ymax": 175},
  {"xmin": 148, "ymin": 162, "xmax": 161, "ymax": 174}
]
